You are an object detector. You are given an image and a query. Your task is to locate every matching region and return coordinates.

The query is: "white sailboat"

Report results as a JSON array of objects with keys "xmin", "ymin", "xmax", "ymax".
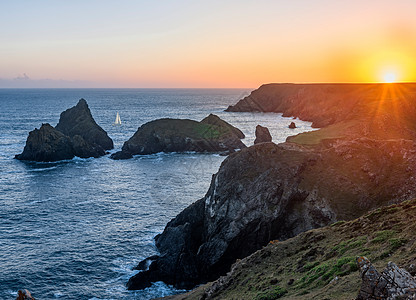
[{"xmin": 113, "ymin": 112, "xmax": 122, "ymax": 126}]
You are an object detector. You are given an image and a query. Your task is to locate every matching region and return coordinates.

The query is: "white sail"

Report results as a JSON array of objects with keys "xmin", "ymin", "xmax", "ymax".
[{"xmin": 114, "ymin": 112, "xmax": 121, "ymax": 125}]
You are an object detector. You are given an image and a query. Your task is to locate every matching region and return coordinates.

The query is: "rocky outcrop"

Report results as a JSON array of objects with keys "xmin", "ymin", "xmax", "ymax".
[
  {"xmin": 15, "ymin": 123, "xmax": 74, "ymax": 161},
  {"xmin": 56, "ymin": 98, "xmax": 113, "ymax": 151},
  {"xmin": 16, "ymin": 289, "xmax": 35, "ymax": 300},
  {"xmin": 254, "ymin": 125, "xmax": 272, "ymax": 144},
  {"xmin": 289, "ymin": 122, "xmax": 296, "ymax": 129},
  {"xmin": 356, "ymin": 256, "xmax": 416, "ymax": 300},
  {"xmin": 128, "ymin": 138, "xmax": 416, "ymax": 290},
  {"xmin": 111, "ymin": 114, "xmax": 245, "ymax": 159},
  {"xmin": 15, "ymin": 99, "xmax": 113, "ymax": 162}
]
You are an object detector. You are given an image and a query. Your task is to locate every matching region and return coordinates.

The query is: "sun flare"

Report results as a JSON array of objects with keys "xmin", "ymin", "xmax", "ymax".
[{"xmin": 383, "ymin": 72, "xmax": 397, "ymax": 83}]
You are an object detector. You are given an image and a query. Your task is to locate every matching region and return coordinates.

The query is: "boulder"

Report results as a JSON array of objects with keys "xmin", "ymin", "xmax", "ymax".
[
  {"xmin": 254, "ymin": 125, "xmax": 272, "ymax": 144},
  {"xmin": 114, "ymin": 114, "xmax": 245, "ymax": 158},
  {"xmin": 356, "ymin": 256, "xmax": 416, "ymax": 299},
  {"xmin": 289, "ymin": 122, "xmax": 296, "ymax": 129},
  {"xmin": 15, "ymin": 123, "xmax": 74, "ymax": 162},
  {"xmin": 56, "ymin": 98, "xmax": 113, "ymax": 150}
]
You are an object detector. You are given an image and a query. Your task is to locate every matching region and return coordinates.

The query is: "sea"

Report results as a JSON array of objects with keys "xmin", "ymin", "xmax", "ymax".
[{"xmin": 0, "ymin": 88, "xmax": 316, "ymax": 300}]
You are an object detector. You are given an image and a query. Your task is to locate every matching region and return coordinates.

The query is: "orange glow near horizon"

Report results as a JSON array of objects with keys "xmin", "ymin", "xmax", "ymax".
[{"xmin": 2, "ymin": 2, "xmax": 416, "ymax": 87}]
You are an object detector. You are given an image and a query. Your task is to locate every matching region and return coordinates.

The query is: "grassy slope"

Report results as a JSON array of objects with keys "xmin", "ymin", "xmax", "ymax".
[{"xmin": 165, "ymin": 199, "xmax": 416, "ymax": 300}]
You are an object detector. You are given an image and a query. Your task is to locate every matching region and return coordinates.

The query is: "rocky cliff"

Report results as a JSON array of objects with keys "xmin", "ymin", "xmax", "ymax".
[
  {"xmin": 16, "ymin": 99, "xmax": 113, "ymax": 162},
  {"xmin": 128, "ymin": 137, "xmax": 416, "ymax": 290},
  {"xmin": 111, "ymin": 114, "xmax": 245, "ymax": 159},
  {"xmin": 225, "ymin": 83, "xmax": 416, "ymax": 131},
  {"xmin": 162, "ymin": 198, "xmax": 416, "ymax": 299}
]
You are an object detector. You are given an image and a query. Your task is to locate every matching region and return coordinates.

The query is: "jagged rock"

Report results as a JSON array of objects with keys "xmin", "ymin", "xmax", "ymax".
[
  {"xmin": 16, "ymin": 99, "xmax": 113, "ymax": 161},
  {"xmin": 254, "ymin": 125, "xmax": 272, "ymax": 144},
  {"xmin": 289, "ymin": 122, "xmax": 296, "ymax": 129},
  {"xmin": 15, "ymin": 123, "xmax": 74, "ymax": 162},
  {"xmin": 16, "ymin": 289, "xmax": 35, "ymax": 300},
  {"xmin": 115, "ymin": 114, "xmax": 245, "ymax": 158},
  {"xmin": 128, "ymin": 138, "xmax": 416, "ymax": 290},
  {"xmin": 56, "ymin": 98, "xmax": 113, "ymax": 150},
  {"xmin": 356, "ymin": 256, "xmax": 416, "ymax": 299}
]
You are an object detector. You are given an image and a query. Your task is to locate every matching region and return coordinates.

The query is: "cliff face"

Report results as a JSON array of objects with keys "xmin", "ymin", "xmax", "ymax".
[
  {"xmin": 166, "ymin": 199, "xmax": 416, "ymax": 300},
  {"xmin": 226, "ymin": 83, "xmax": 416, "ymax": 131},
  {"xmin": 128, "ymin": 137, "xmax": 416, "ymax": 290}
]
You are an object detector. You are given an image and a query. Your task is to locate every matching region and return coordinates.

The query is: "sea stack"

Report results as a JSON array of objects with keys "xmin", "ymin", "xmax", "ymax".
[
  {"xmin": 254, "ymin": 125, "xmax": 272, "ymax": 144},
  {"xmin": 289, "ymin": 122, "xmax": 296, "ymax": 129},
  {"xmin": 15, "ymin": 99, "xmax": 113, "ymax": 162}
]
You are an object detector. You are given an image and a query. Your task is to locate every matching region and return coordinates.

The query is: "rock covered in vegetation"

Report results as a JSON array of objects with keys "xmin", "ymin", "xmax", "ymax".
[
  {"xmin": 15, "ymin": 99, "xmax": 113, "ymax": 162},
  {"xmin": 356, "ymin": 256, "xmax": 416, "ymax": 300},
  {"xmin": 111, "ymin": 114, "xmax": 245, "ymax": 159},
  {"xmin": 254, "ymin": 125, "xmax": 272, "ymax": 144},
  {"xmin": 128, "ymin": 137, "xmax": 416, "ymax": 291},
  {"xmin": 15, "ymin": 123, "xmax": 74, "ymax": 161}
]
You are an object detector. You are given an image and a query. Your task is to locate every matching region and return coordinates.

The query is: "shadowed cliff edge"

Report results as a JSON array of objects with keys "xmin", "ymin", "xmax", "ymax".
[{"xmin": 127, "ymin": 83, "xmax": 416, "ymax": 293}]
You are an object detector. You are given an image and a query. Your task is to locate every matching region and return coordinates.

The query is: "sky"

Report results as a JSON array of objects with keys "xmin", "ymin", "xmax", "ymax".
[{"xmin": 1, "ymin": 0, "xmax": 416, "ymax": 88}]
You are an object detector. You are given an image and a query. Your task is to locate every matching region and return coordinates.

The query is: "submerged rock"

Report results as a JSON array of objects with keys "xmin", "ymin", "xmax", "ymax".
[
  {"xmin": 254, "ymin": 125, "xmax": 272, "ymax": 144},
  {"xmin": 112, "ymin": 114, "xmax": 245, "ymax": 159},
  {"xmin": 356, "ymin": 256, "xmax": 416, "ymax": 299},
  {"xmin": 16, "ymin": 99, "xmax": 113, "ymax": 162},
  {"xmin": 15, "ymin": 123, "xmax": 74, "ymax": 162}
]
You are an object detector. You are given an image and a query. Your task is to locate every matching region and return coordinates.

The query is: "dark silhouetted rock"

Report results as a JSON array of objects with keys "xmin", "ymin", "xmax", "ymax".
[
  {"xmin": 16, "ymin": 289, "xmax": 35, "ymax": 300},
  {"xmin": 254, "ymin": 125, "xmax": 272, "ymax": 144},
  {"xmin": 356, "ymin": 256, "xmax": 416, "ymax": 299},
  {"xmin": 71, "ymin": 134, "xmax": 105, "ymax": 158},
  {"xmin": 15, "ymin": 124, "xmax": 74, "ymax": 162},
  {"xmin": 16, "ymin": 99, "xmax": 113, "ymax": 161},
  {"xmin": 110, "ymin": 150, "xmax": 133, "ymax": 160},
  {"xmin": 118, "ymin": 115, "xmax": 245, "ymax": 158},
  {"xmin": 289, "ymin": 122, "xmax": 296, "ymax": 129},
  {"xmin": 56, "ymin": 98, "xmax": 113, "ymax": 150}
]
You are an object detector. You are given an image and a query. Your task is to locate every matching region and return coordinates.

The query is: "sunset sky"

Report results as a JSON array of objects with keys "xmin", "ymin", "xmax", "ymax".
[{"xmin": 1, "ymin": 0, "xmax": 416, "ymax": 88}]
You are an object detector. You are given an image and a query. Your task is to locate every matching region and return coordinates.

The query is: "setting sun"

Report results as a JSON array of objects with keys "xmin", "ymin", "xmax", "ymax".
[{"xmin": 383, "ymin": 72, "xmax": 397, "ymax": 83}]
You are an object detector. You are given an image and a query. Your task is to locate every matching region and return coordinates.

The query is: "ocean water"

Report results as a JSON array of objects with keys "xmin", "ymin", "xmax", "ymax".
[{"xmin": 0, "ymin": 89, "xmax": 316, "ymax": 300}]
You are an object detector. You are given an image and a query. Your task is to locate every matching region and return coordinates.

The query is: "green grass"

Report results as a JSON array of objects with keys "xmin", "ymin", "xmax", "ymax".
[{"xmin": 371, "ymin": 230, "xmax": 396, "ymax": 243}]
